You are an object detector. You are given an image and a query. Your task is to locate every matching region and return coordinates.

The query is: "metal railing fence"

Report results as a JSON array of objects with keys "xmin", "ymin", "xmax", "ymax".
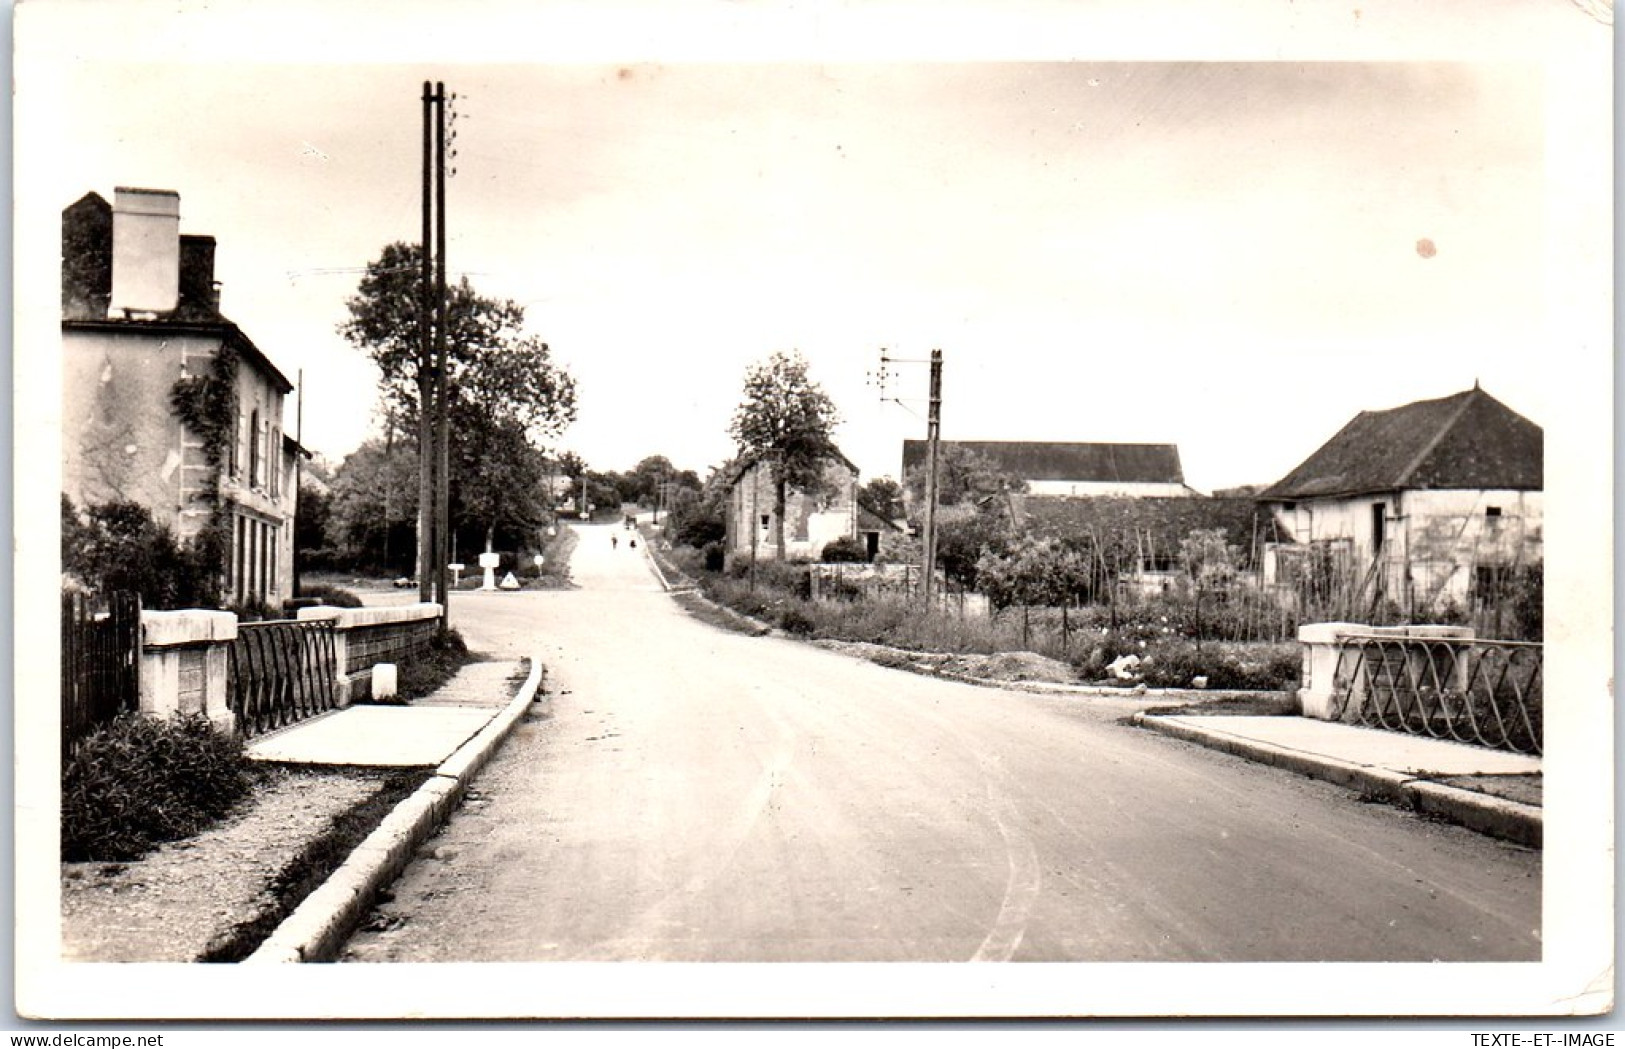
[
  {"xmin": 228, "ymin": 618, "xmax": 338, "ymax": 739},
  {"xmin": 1331, "ymin": 635, "xmax": 1543, "ymax": 755}
]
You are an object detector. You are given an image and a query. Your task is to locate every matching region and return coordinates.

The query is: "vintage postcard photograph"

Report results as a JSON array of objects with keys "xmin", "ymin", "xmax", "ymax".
[{"xmin": 11, "ymin": 0, "xmax": 1615, "ymax": 1025}]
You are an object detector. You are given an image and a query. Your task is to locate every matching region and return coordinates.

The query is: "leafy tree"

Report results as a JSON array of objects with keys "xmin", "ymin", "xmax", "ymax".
[
  {"xmin": 554, "ymin": 451, "xmax": 587, "ymax": 481},
  {"xmin": 728, "ymin": 351, "xmax": 841, "ymax": 561},
  {"xmin": 622, "ymin": 455, "xmax": 672, "ymax": 505},
  {"xmin": 859, "ymin": 476, "xmax": 904, "ymax": 521},
  {"xmin": 665, "ymin": 459, "xmax": 735, "ymax": 551},
  {"xmin": 326, "ymin": 438, "xmax": 419, "ymax": 572},
  {"xmin": 1179, "ymin": 528, "xmax": 1240, "ymax": 589},
  {"xmin": 976, "ymin": 535, "xmax": 1090, "ymax": 646},
  {"xmin": 339, "ymin": 243, "xmax": 573, "ymax": 437},
  {"xmin": 452, "ymin": 412, "xmax": 554, "ymax": 550},
  {"xmin": 936, "ymin": 510, "xmax": 1017, "ymax": 590},
  {"xmin": 582, "ymin": 471, "xmax": 624, "ymax": 519},
  {"xmin": 294, "ymin": 483, "xmax": 335, "ymax": 569},
  {"xmin": 905, "ymin": 445, "xmax": 1026, "ymax": 511},
  {"xmin": 338, "ymin": 242, "xmax": 578, "ymax": 553}
]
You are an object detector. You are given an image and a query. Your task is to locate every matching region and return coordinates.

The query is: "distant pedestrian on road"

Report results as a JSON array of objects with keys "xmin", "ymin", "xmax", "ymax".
[
  {"xmin": 611, "ymin": 535, "xmax": 619, "ymax": 550},
  {"xmin": 629, "ymin": 538, "xmax": 637, "ymax": 549}
]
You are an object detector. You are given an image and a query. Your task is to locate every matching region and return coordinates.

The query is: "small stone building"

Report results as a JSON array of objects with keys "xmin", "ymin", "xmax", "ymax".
[
  {"xmin": 724, "ymin": 452, "xmax": 861, "ymax": 565},
  {"xmin": 1256, "ymin": 385, "xmax": 1543, "ymax": 617}
]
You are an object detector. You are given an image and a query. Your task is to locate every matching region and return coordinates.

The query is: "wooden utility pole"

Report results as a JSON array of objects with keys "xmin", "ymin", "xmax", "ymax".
[
  {"xmin": 870, "ymin": 346, "xmax": 944, "ymax": 606},
  {"xmin": 416, "ymin": 80, "xmax": 436, "ymax": 606},
  {"xmin": 921, "ymin": 349, "xmax": 943, "ymax": 607},
  {"xmin": 433, "ymin": 81, "xmax": 451, "ymax": 623},
  {"xmin": 293, "ymin": 368, "xmax": 304, "ymax": 598}
]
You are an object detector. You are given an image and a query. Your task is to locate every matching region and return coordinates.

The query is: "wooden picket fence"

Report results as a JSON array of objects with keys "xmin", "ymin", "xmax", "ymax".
[{"xmin": 60, "ymin": 591, "xmax": 142, "ymax": 759}]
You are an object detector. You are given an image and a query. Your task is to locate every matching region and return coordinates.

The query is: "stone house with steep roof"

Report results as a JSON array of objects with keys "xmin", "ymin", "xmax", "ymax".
[
  {"xmin": 724, "ymin": 450, "xmax": 862, "ymax": 565},
  {"xmin": 1256, "ymin": 385, "xmax": 1543, "ymax": 616},
  {"xmin": 61, "ymin": 188, "xmax": 303, "ymax": 608}
]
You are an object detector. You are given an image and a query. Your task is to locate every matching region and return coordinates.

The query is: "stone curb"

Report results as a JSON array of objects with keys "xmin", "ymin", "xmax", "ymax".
[
  {"xmin": 638, "ymin": 536, "xmax": 676, "ymax": 591},
  {"xmin": 245, "ymin": 656, "xmax": 546, "ymax": 963},
  {"xmin": 1133, "ymin": 713, "xmax": 1542, "ymax": 849}
]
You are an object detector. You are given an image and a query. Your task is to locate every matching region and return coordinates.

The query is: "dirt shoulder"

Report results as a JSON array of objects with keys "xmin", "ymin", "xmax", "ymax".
[{"xmin": 61, "ymin": 765, "xmax": 416, "ymax": 962}]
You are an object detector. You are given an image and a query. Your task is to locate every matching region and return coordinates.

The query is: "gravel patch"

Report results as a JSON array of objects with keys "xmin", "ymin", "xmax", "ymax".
[{"xmin": 60, "ymin": 765, "xmax": 399, "ymax": 963}]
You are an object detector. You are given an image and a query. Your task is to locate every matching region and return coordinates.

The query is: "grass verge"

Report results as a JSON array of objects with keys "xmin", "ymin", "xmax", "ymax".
[
  {"xmin": 673, "ymin": 591, "xmax": 769, "ymax": 635},
  {"xmin": 196, "ymin": 766, "xmax": 432, "ymax": 963}
]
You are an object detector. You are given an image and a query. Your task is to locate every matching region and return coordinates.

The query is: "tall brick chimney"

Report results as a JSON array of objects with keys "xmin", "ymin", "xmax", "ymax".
[
  {"xmin": 109, "ymin": 187, "xmax": 180, "ymax": 317},
  {"xmin": 179, "ymin": 234, "xmax": 220, "ymax": 315}
]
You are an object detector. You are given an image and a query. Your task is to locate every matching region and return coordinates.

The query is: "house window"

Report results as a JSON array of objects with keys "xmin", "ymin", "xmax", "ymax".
[
  {"xmin": 1474, "ymin": 564, "xmax": 1511, "ymax": 605},
  {"xmin": 261, "ymin": 522, "xmax": 273, "ymax": 600},
  {"xmin": 248, "ymin": 408, "xmax": 261, "ymax": 490},
  {"xmin": 234, "ymin": 514, "xmax": 247, "ymax": 604},
  {"xmin": 1486, "ymin": 506, "xmax": 1502, "ymax": 517},
  {"xmin": 760, "ymin": 514, "xmax": 771, "ymax": 531},
  {"xmin": 269, "ymin": 427, "xmax": 281, "ymax": 498}
]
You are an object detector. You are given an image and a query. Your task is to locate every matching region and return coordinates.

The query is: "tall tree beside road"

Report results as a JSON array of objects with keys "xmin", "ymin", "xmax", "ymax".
[
  {"xmin": 728, "ymin": 351, "xmax": 841, "ymax": 561},
  {"xmin": 338, "ymin": 242, "xmax": 578, "ymax": 553}
]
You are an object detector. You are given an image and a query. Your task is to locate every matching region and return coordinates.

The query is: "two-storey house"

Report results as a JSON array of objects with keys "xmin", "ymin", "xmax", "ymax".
[{"xmin": 62, "ymin": 188, "xmax": 301, "ymax": 607}]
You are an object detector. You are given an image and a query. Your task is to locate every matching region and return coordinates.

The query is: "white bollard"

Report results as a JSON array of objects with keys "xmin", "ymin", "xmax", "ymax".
[{"xmin": 373, "ymin": 662, "xmax": 398, "ymax": 701}]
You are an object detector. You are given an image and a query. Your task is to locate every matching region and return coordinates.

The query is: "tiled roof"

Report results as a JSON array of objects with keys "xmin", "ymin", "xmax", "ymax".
[
  {"xmin": 901, "ymin": 440, "xmax": 1184, "ymax": 485},
  {"xmin": 1259, "ymin": 387, "xmax": 1543, "ymax": 501},
  {"xmin": 728, "ymin": 445, "xmax": 859, "ymax": 487},
  {"xmin": 856, "ymin": 503, "xmax": 903, "ymax": 533}
]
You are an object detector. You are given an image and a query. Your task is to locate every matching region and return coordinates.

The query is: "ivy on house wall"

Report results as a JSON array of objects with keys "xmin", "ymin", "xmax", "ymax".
[
  {"xmin": 169, "ymin": 342, "xmax": 239, "ymax": 469},
  {"xmin": 168, "ymin": 343, "xmax": 241, "ymax": 599}
]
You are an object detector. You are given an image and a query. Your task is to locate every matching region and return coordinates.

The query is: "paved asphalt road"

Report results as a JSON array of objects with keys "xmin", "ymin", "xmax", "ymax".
[{"xmin": 341, "ymin": 523, "xmax": 1540, "ymax": 963}]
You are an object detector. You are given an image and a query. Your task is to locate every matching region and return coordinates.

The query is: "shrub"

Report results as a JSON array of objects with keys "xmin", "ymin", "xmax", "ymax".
[
  {"xmin": 1137, "ymin": 640, "xmax": 1301, "ymax": 691},
  {"xmin": 819, "ymin": 536, "xmax": 869, "ymax": 563},
  {"xmin": 62, "ymin": 713, "xmax": 253, "ymax": 862},
  {"xmin": 61, "ymin": 495, "xmax": 221, "ymax": 609},
  {"xmin": 296, "ymin": 583, "xmax": 364, "ymax": 608},
  {"xmin": 391, "ymin": 628, "xmax": 473, "ymax": 703},
  {"xmin": 778, "ymin": 605, "xmax": 817, "ymax": 636},
  {"xmin": 226, "ymin": 599, "xmax": 285, "ymax": 624}
]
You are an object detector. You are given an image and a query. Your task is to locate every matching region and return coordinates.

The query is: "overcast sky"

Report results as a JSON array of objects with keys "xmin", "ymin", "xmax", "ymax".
[{"xmin": 22, "ymin": 3, "xmax": 1608, "ymax": 495}]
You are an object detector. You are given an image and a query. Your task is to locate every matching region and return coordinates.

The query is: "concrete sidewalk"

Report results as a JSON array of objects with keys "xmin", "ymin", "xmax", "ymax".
[
  {"xmin": 245, "ymin": 657, "xmax": 543, "ymax": 962},
  {"xmin": 1134, "ymin": 712, "xmax": 1542, "ymax": 848},
  {"xmin": 244, "ymin": 661, "xmax": 519, "ymax": 767}
]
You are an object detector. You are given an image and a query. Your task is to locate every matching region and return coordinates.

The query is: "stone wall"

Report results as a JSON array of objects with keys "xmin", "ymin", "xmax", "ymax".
[{"xmin": 297, "ymin": 603, "xmax": 443, "ymax": 704}]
